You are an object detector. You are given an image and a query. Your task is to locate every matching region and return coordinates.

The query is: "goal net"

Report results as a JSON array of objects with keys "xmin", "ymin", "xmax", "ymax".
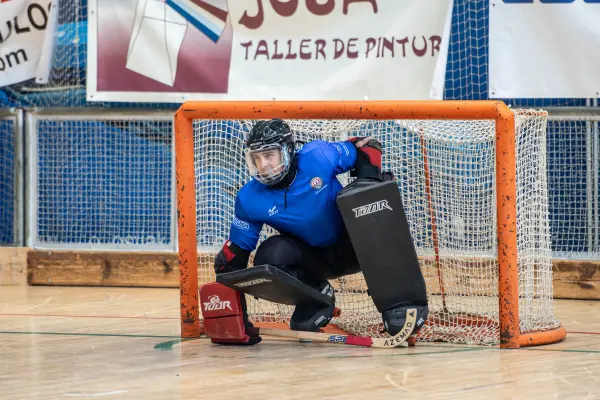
[{"xmin": 177, "ymin": 101, "xmax": 564, "ymax": 347}]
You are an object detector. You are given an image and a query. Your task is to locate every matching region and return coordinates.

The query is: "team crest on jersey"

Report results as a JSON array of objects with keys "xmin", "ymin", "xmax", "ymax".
[{"xmin": 310, "ymin": 177, "xmax": 323, "ymax": 190}]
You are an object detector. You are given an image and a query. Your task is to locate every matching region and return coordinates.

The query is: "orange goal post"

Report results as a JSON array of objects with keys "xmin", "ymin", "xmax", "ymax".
[{"xmin": 174, "ymin": 100, "xmax": 566, "ymax": 349}]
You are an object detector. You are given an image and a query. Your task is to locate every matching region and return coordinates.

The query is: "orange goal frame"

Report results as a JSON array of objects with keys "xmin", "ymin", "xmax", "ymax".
[{"xmin": 174, "ymin": 100, "xmax": 567, "ymax": 349}]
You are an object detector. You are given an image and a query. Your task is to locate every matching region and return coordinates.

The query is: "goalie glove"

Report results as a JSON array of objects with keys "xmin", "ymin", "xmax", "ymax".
[
  {"xmin": 347, "ymin": 136, "xmax": 383, "ymax": 180},
  {"xmin": 214, "ymin": 240, "xmax": 251, "ymax": 274}
]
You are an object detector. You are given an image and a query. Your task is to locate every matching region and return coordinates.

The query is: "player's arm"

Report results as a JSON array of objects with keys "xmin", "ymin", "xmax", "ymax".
[
  {"xmin": 214, "ymin": 195, "xmax": 262, "ymax": 274},
  {"xmin": 320, "ymin": 140, "xmax": 357, "ymax": 175},
  {"xmin": 207, "ymin": 194, "xmax": 263, "ymax": 347}
]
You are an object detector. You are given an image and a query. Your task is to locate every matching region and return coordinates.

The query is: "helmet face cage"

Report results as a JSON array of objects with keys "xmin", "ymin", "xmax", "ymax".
[
  {"xmin": 245, "ymin": 143, "xmax": 291, "ymax": 185},
  {"xmin": 245, "ymin": 119, "xmax": 295, "ymax": 186}
]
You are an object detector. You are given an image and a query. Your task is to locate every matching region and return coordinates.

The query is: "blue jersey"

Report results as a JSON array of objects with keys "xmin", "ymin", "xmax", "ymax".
[{"xmin": 229, "ymin": 140, "xmax": 357, "ymax": 250}]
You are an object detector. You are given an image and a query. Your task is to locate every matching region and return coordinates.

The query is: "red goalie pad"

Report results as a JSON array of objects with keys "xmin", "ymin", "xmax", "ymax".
[{"xmin": 199, "ymin": 282, "xmax": 261, "ymax": 345}]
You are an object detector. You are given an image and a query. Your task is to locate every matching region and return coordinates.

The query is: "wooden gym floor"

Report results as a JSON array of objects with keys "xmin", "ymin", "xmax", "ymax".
[{"xmin": 1, "ymin": 284, "xmax": 599, "ymax": 400}]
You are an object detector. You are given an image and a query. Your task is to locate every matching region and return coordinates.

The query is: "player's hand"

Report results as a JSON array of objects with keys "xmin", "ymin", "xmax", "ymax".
[
  {"xmin": 348, "ymin": 136, "xmax": 383, "ymax": 178},
  {"xmin": 214, "ymin": 240, "xmax": 250, "ymax": 274},
  {"xmin": 353, "ymin": 136, "xmax": 376, "ymax": 148}
]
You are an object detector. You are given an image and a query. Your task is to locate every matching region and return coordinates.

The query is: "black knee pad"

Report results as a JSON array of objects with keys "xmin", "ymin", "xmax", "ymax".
[{"xmin": 254, "ymin": 236, "xmax": 302, "ymax": 267}]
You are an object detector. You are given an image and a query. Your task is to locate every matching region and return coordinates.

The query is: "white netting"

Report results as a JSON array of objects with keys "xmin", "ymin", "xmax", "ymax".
[{"xmin": 192, "ymin": 110, "xmax": 561, "ymax": 345}]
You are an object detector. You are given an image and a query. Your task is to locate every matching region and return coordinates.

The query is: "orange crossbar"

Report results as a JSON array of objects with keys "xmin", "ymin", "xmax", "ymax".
[
  {"xmin": 177, "ymin": 100, "xmax": 511, "ymax": 121},
  {"xmin": 174, "ymin": 100, "xmax": 565, "ymax": 349}
]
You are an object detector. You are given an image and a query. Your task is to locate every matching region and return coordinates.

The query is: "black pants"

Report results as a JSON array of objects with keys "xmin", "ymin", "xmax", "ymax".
[{"xmin": 253, "ymin": 228, "xmax": 361, "ymax": 283}]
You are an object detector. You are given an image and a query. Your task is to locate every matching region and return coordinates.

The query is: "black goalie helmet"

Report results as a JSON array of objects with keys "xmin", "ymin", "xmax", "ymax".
[{"xmin": 245, "ymin": 118, "xmax": 296, "ymax": 186}]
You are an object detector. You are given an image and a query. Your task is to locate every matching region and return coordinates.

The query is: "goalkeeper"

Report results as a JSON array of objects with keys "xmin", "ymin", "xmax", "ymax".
[{"xmin": 211, "ymin": 118, "xmax": 428, "ymax": 344}]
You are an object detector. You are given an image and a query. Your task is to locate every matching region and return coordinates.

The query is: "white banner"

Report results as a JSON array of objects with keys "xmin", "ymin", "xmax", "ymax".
[
  {"xmin": 490, "ymin": 0, "xmax": 600, "ymax": 99},
  {"xmin": 0, "ymin": 0, "xmax": 54, "ymax": 87},
  {"xmin": 87, "ymin": 0, "xmax": 453, "ymax": 103}
]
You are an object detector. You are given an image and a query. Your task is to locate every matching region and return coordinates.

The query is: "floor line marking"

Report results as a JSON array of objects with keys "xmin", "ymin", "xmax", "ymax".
[
  {"xmin": 0, "ymin": 331, "xmax": 180, "ymax": 339},
  {"xmin": 0, "ymin": 313, "xmax": 178, "ymax": 320}
]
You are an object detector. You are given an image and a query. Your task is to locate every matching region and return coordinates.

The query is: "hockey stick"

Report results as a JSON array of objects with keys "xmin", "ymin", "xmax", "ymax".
[{"xmin": 259, "ymin": 308, "xmax": 417, "ymax": 349}]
